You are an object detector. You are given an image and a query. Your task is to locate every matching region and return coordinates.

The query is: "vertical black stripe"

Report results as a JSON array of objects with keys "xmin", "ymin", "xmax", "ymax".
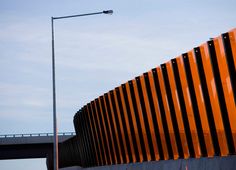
[
  {"xmin": 152, "ymin": 68, "xmax": 174, "ymax": 159},
  {"xmin": 81, "ymin": 109, "xmax": 94, "ymax": 166},
  {"xmin": 73, "ymin": 136, "xmax": 82, "ymax": 165},
  {"xmin": 91, "ymin": 101, "xmax": 106, "ymax": 164},
  {"xmin": 95, "ymin": 99, "xmax": 111, "ymax": 164},
  {"xmin": 104, "ymin": 94, "xmax": 121, "ymax": 163},
  {"xmin": 85, "ymin": 106, "xmax": 99, "ymax": 166},
  {"xmin": 74, "ymin": 113, "xmax": 85, "ymax": 166},
  {"xmin": 110, "ymin": 91, "xmax": 126, "ymax": 162},
  {"xmin": 74, "ymin": 113, "xmax": 84, "ymax": 165},
  {"xmin": 222, "ymin": 33, "xmax": 236, "ymax": 105},
  {"xmin": 182, "ymin": 53, "xmax": 207, "ymax": 157},
  {"xmin": 76, "ymin": 112, "xmax": 85, "ymax": 166},
  {"xmin": 88, "ymin": 103, "xmax": 103, "ymax": 165},
  {"xmin": 128, "ymin": 81, "xmax": 148, "ymax": 161},
  {"xmin": 100, "ymin": 96, "xmax": 115, "ymax": 163},
  {"xmin": 73, "ymin": 113, "xmax": 79, "ymax": 134},
  {"xmin": 161, "ymin": 64, "xmax": 184, "ymax": 158},
  {"xmin": 78, "ymin": 111, "xmax": 89, "ymax": 166},
  {"xmin": 82, "ymin": 108, "xmax": 96, "ymax": 166},
  {"xmin": 122, "ymin": 84, "xmax": 140, "ymax": 161},
  {"xmin": 194, "ymin": 47, "xmax": 220, "ymax": 156},
  {"xmin": 144, "ymin": 72, "xmax": 164, "ymax": 160},
  {"xmin": 71, "ymin": 138, "xmax": 77, "ymax": 165},
  {"xmin": 208, "ymin": 41, "xmax": 235, "ymax": 153},
  {"xmin": 84, "ymin": 105, "xmax": 98, "ymax": 166},
  {"xmin": 136, "ymin": 76, "xmax": 156, "ymax": 160},
  {"xmin": 81, "ymin": 106, "xmax": 93, "ymax": 166},
  {"xmin": 171, "ymin": 58, "xmax": 195, "ymax": 157},
  {"xmin": 115, "ymin": 88, "xmax": 133, "ymax": 162}
]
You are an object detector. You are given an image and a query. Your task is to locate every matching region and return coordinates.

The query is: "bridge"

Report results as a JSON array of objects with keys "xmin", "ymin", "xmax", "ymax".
[{"xmin": 0, "ymin": 132, "xmax": 75, "ymax": 160}]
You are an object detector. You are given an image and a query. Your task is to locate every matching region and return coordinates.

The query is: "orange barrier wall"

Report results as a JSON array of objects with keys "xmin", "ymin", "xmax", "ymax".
[{"xmin": 74, "ymin": 28, "xmax": 236, "ymax": 167}]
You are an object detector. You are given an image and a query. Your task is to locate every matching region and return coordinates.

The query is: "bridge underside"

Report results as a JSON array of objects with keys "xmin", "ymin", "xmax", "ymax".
[
  {"xmin": 0, "ymin": 133, "xmax": 74, "ymax": 164},
  {"xmin": 0, "ymin": 143, "xmax": 52, "ymax": 160}
]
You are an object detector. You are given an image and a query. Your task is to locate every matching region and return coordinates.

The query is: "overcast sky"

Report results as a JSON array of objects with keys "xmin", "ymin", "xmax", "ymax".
[{"xmin": 0, "ymin": 0, "xmax": 236, "ymax": 169}]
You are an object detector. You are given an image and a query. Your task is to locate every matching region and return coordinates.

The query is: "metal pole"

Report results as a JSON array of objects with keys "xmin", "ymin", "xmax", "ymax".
[
  {"xmin": 50, "ymin": 10, "xmax": 112, "ymax": 170},
  {"xmin": 51, "ymin": 17, "xmax": 58, "ymax": 170}
]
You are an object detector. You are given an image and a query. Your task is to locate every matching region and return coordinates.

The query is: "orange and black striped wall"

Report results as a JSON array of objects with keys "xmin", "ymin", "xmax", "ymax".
[{"xmin": 73, "ymin": 28, "xmax": 236, "ymax": 168}]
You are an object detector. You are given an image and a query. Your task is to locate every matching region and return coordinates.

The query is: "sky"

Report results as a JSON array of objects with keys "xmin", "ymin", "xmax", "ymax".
[{"xmin": 0, "ymin": 0, "xmax": 236, "ymax": 169}]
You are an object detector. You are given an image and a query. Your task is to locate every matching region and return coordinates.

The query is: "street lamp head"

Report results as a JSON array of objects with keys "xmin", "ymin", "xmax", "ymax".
[{"xmin": 103, "ymin": 10, "xmax": 113, "ymax": 15}]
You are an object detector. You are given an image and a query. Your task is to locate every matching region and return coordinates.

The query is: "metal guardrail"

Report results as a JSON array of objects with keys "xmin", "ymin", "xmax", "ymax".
[{"xmin": 0, "ymin": 132, "xmax": 76, "ymax": 138}]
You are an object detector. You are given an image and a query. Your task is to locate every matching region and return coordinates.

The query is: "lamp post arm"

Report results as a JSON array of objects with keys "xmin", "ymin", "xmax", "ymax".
[{"xmin": 53, "ymin": 11, "xmax": 104, "ymax": 20}]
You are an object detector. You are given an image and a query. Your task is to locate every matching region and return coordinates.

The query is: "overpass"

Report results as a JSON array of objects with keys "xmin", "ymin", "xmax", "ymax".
[
  {"xmin": 1, "ymin": 28, "xmax": 236, "ymax": 170},
  {"xmin": 0, "ymin": 132, "xmax": 75, "ymax": 160}
]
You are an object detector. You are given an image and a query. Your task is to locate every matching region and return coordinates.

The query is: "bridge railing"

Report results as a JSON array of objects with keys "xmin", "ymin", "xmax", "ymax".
[{"xmin": 0, "ymin": 132, "xmax": 76, "ymax": 138}]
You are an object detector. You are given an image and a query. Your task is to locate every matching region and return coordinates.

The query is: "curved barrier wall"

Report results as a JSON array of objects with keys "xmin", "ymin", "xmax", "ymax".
[{"xmin": 74, "ymin": 28, "xmax": 236, "ymax": 167}]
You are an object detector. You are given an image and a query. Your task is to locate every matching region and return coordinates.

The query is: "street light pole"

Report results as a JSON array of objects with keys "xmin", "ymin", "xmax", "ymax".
[
  {"xmin": 51, "ymin": 10, "xmax": 113, "ymax": 170},
  {"xmin": 51, "ymin": 16, "xmax": 58, "ymax": 170}
]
